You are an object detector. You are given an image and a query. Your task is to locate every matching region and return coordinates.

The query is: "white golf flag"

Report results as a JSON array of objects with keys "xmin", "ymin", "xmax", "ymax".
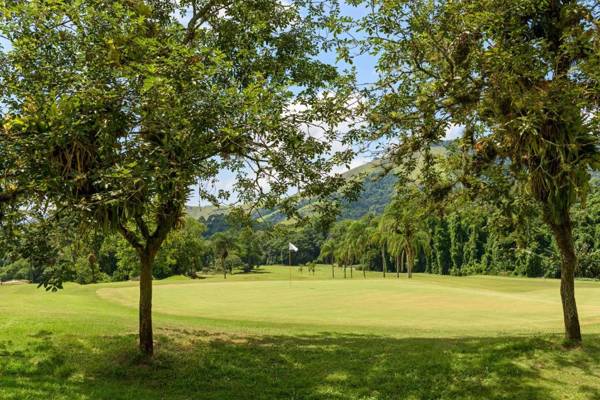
[{"xmin": 288, "ymin": 242, "xmax": 298, "ymax": 252}]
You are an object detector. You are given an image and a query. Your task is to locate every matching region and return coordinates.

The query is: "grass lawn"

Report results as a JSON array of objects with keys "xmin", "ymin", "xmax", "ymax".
[{"xmin": 2, "ymin": 265, "xmax": 600, "ymax": 399}]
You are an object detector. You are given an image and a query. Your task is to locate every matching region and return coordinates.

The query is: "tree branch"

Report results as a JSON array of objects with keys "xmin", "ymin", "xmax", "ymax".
[
  {"xmin": 185, "ymin": 0, "xmax": 231, "ymax": 44},
  {"xmin": 135, "ymin": 213, "xmax": 151, "ymax": 241},
  {"xmin": 117, "ymin": 223, "xmax": 144, "ymax": 253},
  {"xmin": 0, "ymin": 189, "xmax": 23, "ymax": 204}
]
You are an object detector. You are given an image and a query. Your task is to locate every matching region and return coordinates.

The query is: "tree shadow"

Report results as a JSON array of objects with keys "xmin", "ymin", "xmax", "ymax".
[
  {"xmin": 232, "ymin": 269, "xmax": 273, "ymax": 275},
  {"xmin": 2, "ymin": 329, "xmax": 600, "ymax": 400}
]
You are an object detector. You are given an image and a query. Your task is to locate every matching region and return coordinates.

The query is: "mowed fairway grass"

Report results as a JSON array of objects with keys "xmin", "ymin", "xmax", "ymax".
[{"xmin": 2, "ymin": 266, "xmax": 600, "ymax": 400}]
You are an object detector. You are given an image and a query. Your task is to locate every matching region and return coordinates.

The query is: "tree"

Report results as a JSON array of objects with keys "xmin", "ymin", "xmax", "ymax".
[
  {"xmin": 319, "ymin": 239, "xmax": 336, "ymax": 278},
  {"xmin": 307, "ymin": 262, "xmax": 316, "ymax": 276},
  {"xmin": 448, "ymin": 214, "xmax": 465, "ymax": 275},
  {"xmin": 367, "ymin": 217, "xmax": 388, "ymax": 277},
  {"xmin": 161, "ymin": 217, "xmax": 209, "ymax": 278},
  {"xmin": 237, "ymin": 227, "xmax": 265, "ymax": 273},
  {"xmin": 319, "ymin": 239, "xmax": 336, "ymax": 266},
  {"xmin": 212, "ymin": 232, "xmax": 238, "ymax": 279},
  {"xmin": 352, "ymin": 217, "xmax": 374, "ymax": 278},
  {"xmin": 432, "ymin": 218, "xmax": 451, "ymax": 275},
  {"xmin": 321, "ymin": 219, "xmax": 353, "ymax": 277},
  {"xmin": 356, "ymin": 0, "xmax": 600, "ymax": 343},
  {"xmin": 334, "ymin": 241, "xmax": 349, "ymax": 278},
  {"xmin": 380, "ymin": 185, "xmax": 431, "ymax": 279},
  {"xmin": 1, "ymin": 0, "xmax": 354, "ymax": 356},
  {"xmin": 0, "ymin": 60, "xmax": 24, "ymax": 217}
]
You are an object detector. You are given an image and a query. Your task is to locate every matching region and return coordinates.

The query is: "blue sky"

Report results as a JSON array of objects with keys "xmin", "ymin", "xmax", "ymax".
[
  {"xmin": 188, "ymin": 2, "xmax": 462, "ymax": 207},
  {"xmin": 188, "ymin": 3, "xmax": 386, "ymax": 206},
  {"xmin": 1, "ymin": 3, "xmax": 461, "ymax": 207}
]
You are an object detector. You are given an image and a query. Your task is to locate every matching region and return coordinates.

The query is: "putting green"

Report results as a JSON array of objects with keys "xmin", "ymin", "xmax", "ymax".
[
  {"xmin": 97, "ymin": 271, "xmax": 600, "ymax": 337},
  {"xmin": 4, "ymin": 266, "xmax": 600, "ymax": 400}
]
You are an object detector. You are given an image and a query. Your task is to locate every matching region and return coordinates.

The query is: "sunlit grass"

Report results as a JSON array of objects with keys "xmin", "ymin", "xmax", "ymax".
[{"xmin": 2, "ymin": 265, "xmax": 600, "ymax": 399}]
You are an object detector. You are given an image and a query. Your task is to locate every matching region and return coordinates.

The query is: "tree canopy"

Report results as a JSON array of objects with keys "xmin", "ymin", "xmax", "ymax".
[
  {"xmin": 0, "ymin": 0, "xmax": 356, "ymax": 355},
  {"xmin": 352, "ymin": 0, "xmax": 600, "ymax": 343}
]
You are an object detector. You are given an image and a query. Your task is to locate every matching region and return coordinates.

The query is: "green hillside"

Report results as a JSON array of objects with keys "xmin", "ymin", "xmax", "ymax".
[
  {"xmin": 187, "ymin": 146, "xmax": 447, "ymax": 233},
  {"xmin": 185, "ymin": 159, "xmax": 389, "ymax": 221},
  {"xmin": 185, "ymin": 205, "xmax": 225, "ymax": 220},
  {"xmin": 185, "ymin": 158, "xmax": 396, "ymax": 235}
]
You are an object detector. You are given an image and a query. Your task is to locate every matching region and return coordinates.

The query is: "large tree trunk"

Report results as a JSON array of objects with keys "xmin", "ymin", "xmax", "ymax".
[
  {"xmin": 548, "ymin": 218, "xmax": 582, "ymax": 343},
  {"xmin": 118, "ymin": 205, "xmax": 179, "ymax": 358},
  {"xmin": 382, "ymin": 248, "xmax": 387, "ymax": 278},
  {"xmin": 139, "ymin": 250, "xmax": 156, "ymax": 356}
]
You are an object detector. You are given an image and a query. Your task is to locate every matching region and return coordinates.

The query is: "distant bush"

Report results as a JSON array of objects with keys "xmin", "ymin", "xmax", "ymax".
[
  {"xmin": 0, "ymin": 258, "xmax": 30, "ymax": 281},
  {"xmin": 225, "ymin": 254, "xmax": 243, "ymax": 271}
]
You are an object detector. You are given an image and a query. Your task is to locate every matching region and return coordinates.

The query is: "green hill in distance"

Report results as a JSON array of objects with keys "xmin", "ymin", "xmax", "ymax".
[
  {"xmin": 185, "ymin": 204, "xmax": 224, "ymax": 220},
  {"xmin": 185, "ymin": 158, "xmax": 394, "ymax": 225},
  {"xmin": 186, "ymin": 145, "xmax": 447, "ymax": 234}
]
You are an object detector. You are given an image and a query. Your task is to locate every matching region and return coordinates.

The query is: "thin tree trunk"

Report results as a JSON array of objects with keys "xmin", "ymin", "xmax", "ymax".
[
  {"xmin": 401, "ymin": 251, "xmax": 405, "ymax": 273},
  {"xmin": 350, "ymin": 265, "xmax": 353, "ymax": 278},
  {"xmin": 332, "ymin": 263, "xmax": 335, "ymax": 279},
  {"xmin": 344, "ymin": 264, "xmax": 347, "ymax": 279},
  {"xmin": 89, "ymin": 259, "xmax": 97, "ymax": 283},
  {"xmin": 139, "ymin": 250, "xmax": 156, "ymax": 356},
  {"xmin": 396, "ymin": 255, "xmax": 400, "ymax": 278},
  {"xmin": 407, "ymin": 248, "xmax": 413, "ymax": 279},
  {"xmin": 222, "ymin": 257, "xmax": 226, "ymax": 279},
  {"xmin": 382, "ymin": 247, "xmax": 387, "ymax": 278},
  {"xmin": 549, "ymin": 218, "xmax": 582, "ymax": 343}
]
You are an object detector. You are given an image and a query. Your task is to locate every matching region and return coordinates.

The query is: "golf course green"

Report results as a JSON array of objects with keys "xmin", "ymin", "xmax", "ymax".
[{"xmin": 2, "ymin": 265, "xmax": 600, "ymax": 399}]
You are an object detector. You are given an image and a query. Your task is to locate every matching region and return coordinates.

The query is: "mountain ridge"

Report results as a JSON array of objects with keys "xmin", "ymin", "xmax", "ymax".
[{"xmin": 185, "ymin": 157, "xmax": 390, "ymax": 221}]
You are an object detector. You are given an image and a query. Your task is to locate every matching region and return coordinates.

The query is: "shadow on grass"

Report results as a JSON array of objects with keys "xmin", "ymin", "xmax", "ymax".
[
  {"xmin": 2, "ymin": 329, "xmax": 600, "ymax": 400},
  {"xmin": 231, "ymin": 269, "xmax": 273, "ymax": 275}
]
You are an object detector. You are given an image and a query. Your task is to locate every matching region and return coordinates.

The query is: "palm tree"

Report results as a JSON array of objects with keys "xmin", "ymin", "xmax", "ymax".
[
  {"xmin": 380, "ymin": 187, "xmax": 431, "ymax": 279},
  {"xmin": 334, "ymin": 242, "xmax": 350, "ymax": 278},
  {"xmin": 335, "ymin": 220, "xmax": 368, "ymax": 279},
  {"xmin": 369, "ymin": 220, "xmax": 388, "ymax": 278},
  {"xmin": 319, "ymin": 239, "xmax": 336, "ymax": 278},
  {"xmin": 384, "ymin": 231, "xmax": 404, "ymax": 278},
  {"xmin": 346, "ymin": 219, "xmax": 371, "ymax": 278},
  {"xmin": 322, "ymin": 220, "xmax": 354, "ymax": 279}
]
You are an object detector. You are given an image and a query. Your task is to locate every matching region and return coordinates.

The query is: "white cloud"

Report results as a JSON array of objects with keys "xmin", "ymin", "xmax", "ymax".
[{"xmin": 444, "ymin": 124, "xmax": 464, "ymax": 140}]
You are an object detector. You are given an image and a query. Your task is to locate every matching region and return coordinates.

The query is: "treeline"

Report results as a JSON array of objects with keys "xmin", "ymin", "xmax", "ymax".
[
  {"xmin": 3, "ymin": 179, "xmax": 598, "ymax": 284},
  {"xmin": 318, "ymin": 179, "xmax": 600, "ymax": 279},
  {"xmin": 0, "ymin": 216, "xmax": 266, "ymax": 284}
]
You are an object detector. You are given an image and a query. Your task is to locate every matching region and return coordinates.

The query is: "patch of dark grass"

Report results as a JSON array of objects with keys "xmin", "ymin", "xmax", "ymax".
[{"xmin": 2, "ymin": 330, "xmax": 600, "ymax": 399}]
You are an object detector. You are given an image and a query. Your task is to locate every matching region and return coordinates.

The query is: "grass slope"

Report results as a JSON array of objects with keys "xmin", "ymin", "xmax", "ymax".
[
  {"xmin": 185, "ymin": 205, "xmax": 225, "ymax": 220},
  {"xmin": 2, "ymin": 266, "xmax": 600, "ymax": 399}
]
